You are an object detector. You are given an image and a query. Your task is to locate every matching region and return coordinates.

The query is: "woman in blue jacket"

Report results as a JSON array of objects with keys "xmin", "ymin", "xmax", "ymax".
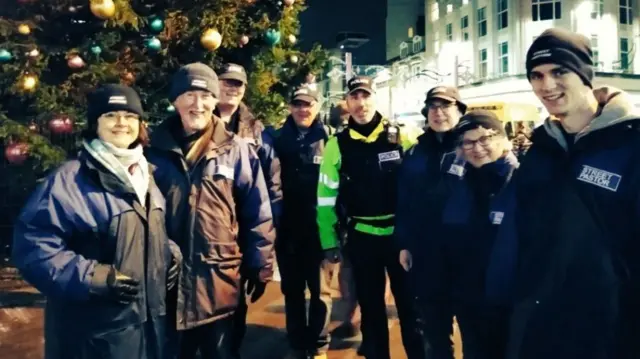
[
  {"xmin": 12, "ymin": 84, "xmax": 181, "ymax": 359},
  {"xmin": 432, "ymin": 110, "xmax": 518, "ymax": 359}
]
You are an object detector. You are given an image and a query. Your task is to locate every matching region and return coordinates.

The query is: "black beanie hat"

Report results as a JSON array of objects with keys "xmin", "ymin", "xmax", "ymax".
[
  {"xmin": 87, "ymin": 84, "xmax": 144, "ymax": 126},
  {"xmin": 454, "ymin": 110, "xmax": 506, "ymax": 138},
  {"xmin": 169, "ymin": 62, "xmax": 220, "ymax": 102},
  {"xmin": 526, "ymin": 28, "xmax": 594, "ymax": 88}
]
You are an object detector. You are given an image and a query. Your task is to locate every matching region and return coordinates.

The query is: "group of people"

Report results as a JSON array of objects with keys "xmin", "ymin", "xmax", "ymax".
[{"xmin": 10, "ymin": 27, "xmax": 640, "ymax": 359}]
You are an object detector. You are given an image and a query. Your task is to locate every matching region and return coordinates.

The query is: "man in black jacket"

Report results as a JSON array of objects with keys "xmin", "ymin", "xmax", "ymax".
[
  {"xmin": 275, "ymin": 85, "xmax": 333, "ymax": 359},
  {"xmin": 509, "ymin": 28, "xmax": 640, "ymax": 359},
  {"xmin": 214, "ymin": 63, "xmax": 283, "ymax": 358}
]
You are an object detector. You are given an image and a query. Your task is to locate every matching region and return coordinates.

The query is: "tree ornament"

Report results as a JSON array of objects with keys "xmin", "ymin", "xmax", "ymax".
[
  {"xmin": 49, "ymin": 115, "xmax": 73, "ymax": 134},
  {"xmin": 201, "ymin": 29, "xmax": 222, "ymax": 51},
  {"xmin": 239, "ymin": 35, "xmax": 249, "ymax": 46},
  {"xmin": 69, "ymin": 6, "xmax": 77, "ymax": 12},
  {"xmin": 265, "ymin": 29, "xmax": 281, "ymax": 46},
  {"xmin": 166, "ymin": 104, "xmax": 175, "ymax": 112},
  {"xmin": 283, "ymin": 0, "xmax": 295, "ymax": 6},
  {"xmin": 287, "ymin": 34, "xmax": 296, "ymax": 44},
  {"xmin": 0, "ymin": 49, "xmax": 12, "ymax": 63},
  {"xmin": 289, "ymin": 55, "xmax": 298, "ymax": 64},
  {"xmin": 149, "ymin": 17, "xmax": 164, "ymax": 33},
  {"xmin": 27, "ymin": 121, "xmax": 39, "ymax": 133},
  {"xmin": 5, "ymin": 142, "xmax": 29, "ymax": 165},
  {"xmin": 90, "ymin": 0, "xmax": 116, "ymax": 20},
  {"xmin": 146, "ymin": 37, "xmax": 162, "ymax": 51},
  {"xmin": 22, "ymin": 74, "xmax": 38, "ymax": 91},
  {"xmin": 90, "ymin": 45, "xmax": 102, "ymax": 55},
  {"xmin": 122, "ymin": 71, "xmax": 135, "ymax": 83},
  {"xmin": 67, "ymin": 55, "xmax": 85, "ymax": 69},
  {"xmin": 18, "ymin": 24, "xmax": 31, "ymax": 35},
  {"xmin": 27, "ymin": 48, "xmax": 39, "ymax": 58}
]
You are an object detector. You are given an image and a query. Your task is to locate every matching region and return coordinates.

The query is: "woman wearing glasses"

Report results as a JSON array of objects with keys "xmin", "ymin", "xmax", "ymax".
[
  {"xmin": 12, "ymin": 84, "xmax": 181, "ymax": 359},
  {"xmin": 438, "ymin": 109, "xmax": 519, "ymax": 359}
]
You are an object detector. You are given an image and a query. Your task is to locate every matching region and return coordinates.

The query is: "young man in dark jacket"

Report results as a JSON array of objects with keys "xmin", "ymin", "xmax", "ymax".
[
  {"xmin": 394, "ymin": 86, "xmax": 467, "ymax": 358},
  {"xmin": 213, "ymin": 63, "xmax": 283, "ymax": 358},
  {"xmin": 275, "ymin": 85, "xmax": 333, "ymax": 359},
  {"xmin": 509, "ymin": 28, "xmax": 640, "ymax": 359},
  {"xmin": 146, "ymin": 63, "xmax": 275, "ymax": 359},
  {"xmin": 438, "ymin": 110, "xmax": 518, "ymax": 359}
]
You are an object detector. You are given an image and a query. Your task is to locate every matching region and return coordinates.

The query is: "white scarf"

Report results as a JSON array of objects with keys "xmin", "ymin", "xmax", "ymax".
[{"xmin": 83, "ymin": 139, "xmax": 149, "ymax": 205}]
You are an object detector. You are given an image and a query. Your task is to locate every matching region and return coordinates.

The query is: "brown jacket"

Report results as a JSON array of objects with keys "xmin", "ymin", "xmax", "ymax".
[{"xmin": 147, "ymin": 117, "xmax": 275, "ymax": 330}]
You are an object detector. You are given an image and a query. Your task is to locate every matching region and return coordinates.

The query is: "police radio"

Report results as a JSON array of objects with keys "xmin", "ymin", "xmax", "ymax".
[{"xmin": 386, "ymin": 125, "xmax": 399, "ymax": 144}]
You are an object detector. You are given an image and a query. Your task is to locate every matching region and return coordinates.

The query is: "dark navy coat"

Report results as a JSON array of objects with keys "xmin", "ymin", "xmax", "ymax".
[
  {"xmin": 509, "ymin": 88, "xmax": 640, "ymax": 359},
  {"xmin": 12, "ymin": 150, "xmax": 177, "ymax": 359}
]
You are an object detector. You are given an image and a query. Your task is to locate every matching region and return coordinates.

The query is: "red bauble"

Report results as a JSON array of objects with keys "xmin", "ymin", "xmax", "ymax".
[
  {"xmin": 49, "ymin": 116, "xmax": 73, "ymax": 134},
  {"xmin": 67, "ymin": 55, "xmax": 85, "ymax": 69},
  {"xmin": 5, "ymin": 142, "xmax": 29, "ymax": 165}
]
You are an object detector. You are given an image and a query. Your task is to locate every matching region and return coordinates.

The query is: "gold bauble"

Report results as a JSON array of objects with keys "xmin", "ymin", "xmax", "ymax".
[
  {"xmin": 200, "ymin": 28, "xmax": 222, "ymax": 51},
  {"xmin": 18, "ymin": 24, "xmax": 31, "ymax": 35},
  {"xmin": 22, "ymin": 75, "xmax": 38, "ymax": 91},
  {"xmin": 90, "ymin": 0, "xmax": 116, "ymax": 20}
]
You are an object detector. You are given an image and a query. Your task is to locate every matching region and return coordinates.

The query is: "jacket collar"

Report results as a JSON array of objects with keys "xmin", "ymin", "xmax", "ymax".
[
  {"xmin": 150, "ymin": 115, "xmax": 234, "ymax": 157},
  {"xmin": 417, "ymin": 128, "xmax": 457, "ymax": 153}
]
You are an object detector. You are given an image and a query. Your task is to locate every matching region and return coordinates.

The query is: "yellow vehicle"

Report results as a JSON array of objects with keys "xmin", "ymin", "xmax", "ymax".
[{"xmin": 466, "ymin": 101, "xmax": 542, "ymax": 138}]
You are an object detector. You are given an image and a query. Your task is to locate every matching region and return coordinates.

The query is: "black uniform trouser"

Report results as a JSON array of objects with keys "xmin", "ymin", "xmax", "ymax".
[
  {"xmin": 179, "ymin": 316, "xmax": 234, "ymax": 359},
  {"xmin": 230, "ymin": 278, "xmax": 248, "ymax": 357},
  {"xmin": 276, "ymin": 240, "xmax": 333, "ymax": 354},
  {"xmin": 456, "ymin": 306, "xmax": 508, "ymax": 359},
  {"xmin": 346, "ymin": 229, "xmax": 425, "ymax": 359}
]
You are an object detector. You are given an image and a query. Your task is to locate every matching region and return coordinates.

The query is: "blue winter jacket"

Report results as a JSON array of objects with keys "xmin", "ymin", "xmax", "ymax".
[{"xmin": 12, "ymin": 149, "xmax": 177, "ymax": 359}]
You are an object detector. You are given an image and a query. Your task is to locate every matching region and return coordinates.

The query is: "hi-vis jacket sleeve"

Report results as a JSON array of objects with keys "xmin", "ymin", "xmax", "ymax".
[{"xmin": 317, "ymin": 136, "xmax": 341, "ymax": 250}]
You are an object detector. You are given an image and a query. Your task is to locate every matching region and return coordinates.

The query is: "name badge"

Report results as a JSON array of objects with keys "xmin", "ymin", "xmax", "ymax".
[
  {"xmin": 447, "ymin": 164, "xmax": 465, "ymax": 177},
  {"xmin": 378, "ymin": 150, "xmax": 400, "ymax": 163},
  {"xmin": 214, "ymin": 165, "xmax": 234, "ymax": 180},
  {"xmin": 490, "ymin": 211, "xmax": 504, "ymax": 225},
  {"xmin": 576, "ymin": 165, "xmax": 621, "ymax": 192},
  {"xmin": 313, "ymin": 156, "xmax": 323, "ymax": 164}
]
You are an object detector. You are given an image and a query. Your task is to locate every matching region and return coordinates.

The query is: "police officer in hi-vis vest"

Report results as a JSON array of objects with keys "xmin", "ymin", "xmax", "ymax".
[{"xmin": 316, "ymin": 76, "xmax": 425, "ymax": 359}]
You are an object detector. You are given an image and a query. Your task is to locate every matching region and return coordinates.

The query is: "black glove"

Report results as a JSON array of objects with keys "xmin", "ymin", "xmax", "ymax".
[
  {"xmin": 167, "ymin": 258, "xmax": 179, "ymax": 291},
  {"xmin": 246, "ymin": 276, "xmax": 267, "ymax": 303},
  {"xmin": 323, "ymin": 247, "xmax": 341, "ymax": 264},
  {"xmin": 106, "ymin": 266, "xmax": 140, "ymax": 305}
]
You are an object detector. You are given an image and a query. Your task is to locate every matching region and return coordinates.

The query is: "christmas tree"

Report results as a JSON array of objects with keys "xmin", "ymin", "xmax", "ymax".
[{"xmin": 0, "ymin": 0, "xmax": 327, "ymax": 260}]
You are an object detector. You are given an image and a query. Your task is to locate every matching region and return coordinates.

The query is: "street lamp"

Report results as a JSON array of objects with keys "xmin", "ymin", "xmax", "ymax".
[{"xmin": 336, "ymin": 32, "xmax": 369, "ymax": 81}]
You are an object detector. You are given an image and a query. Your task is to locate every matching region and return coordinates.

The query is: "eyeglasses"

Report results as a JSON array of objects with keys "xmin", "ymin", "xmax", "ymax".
[
  {"xmin": 460, "ymin": 134, "xmax": 495, "ymax": 150},
  {"xmin": 427, "ymin": 102, "xmax": 455, "ymax": 111},
  {"xmin": 102, "ymin": 112, "xmax": 140, "ymax": 122}
]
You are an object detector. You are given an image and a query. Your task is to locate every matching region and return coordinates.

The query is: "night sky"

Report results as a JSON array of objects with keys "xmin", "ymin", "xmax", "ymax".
[{"xmin": 298, "ymin": 0, "xmax": 387, "ymax": 64}]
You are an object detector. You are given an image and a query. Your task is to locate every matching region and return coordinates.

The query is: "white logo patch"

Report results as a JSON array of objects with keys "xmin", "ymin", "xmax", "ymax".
[
  {"xmin": 108, "ymin": 96, "xmax": 127, "ymax": 105},
  {"xmin": 490, "ymin": 211, "xmax": 504, "ymax": 225},
  {"xmin": 191, "ymin": 79, "xmax": 207, "ymax": 88},
  {"xmin": 227, "ymin": 65, "xmax": 244, "ymax": 73},
  {"xmin": 378, "ymin": 150, "xmax": 400, "ymax": 162},
  {"xmin": 214, "ymin": 165, "xmax": 234, "ymax": 180},
  {"xmin": 531, "ymin": 49, "xmax": 552, "ymax": 61},
  {"xmin": 577, "ymin": 165, "xmax": 622, "ymax": 192},
  {"xmin": 313, "ymin": 156, "xmax": 323, "ymax": 164}
]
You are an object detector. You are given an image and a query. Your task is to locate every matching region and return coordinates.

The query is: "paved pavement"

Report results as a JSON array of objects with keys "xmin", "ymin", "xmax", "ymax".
[{"xmin": 0, "ymin": 282, "xmax": 462, "ymax": 359}]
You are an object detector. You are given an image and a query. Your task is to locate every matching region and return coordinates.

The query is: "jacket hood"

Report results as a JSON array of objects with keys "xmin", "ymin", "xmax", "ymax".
[{"xmin": 542, "ymin": 86, "xmax": 640, "ymax": 150}]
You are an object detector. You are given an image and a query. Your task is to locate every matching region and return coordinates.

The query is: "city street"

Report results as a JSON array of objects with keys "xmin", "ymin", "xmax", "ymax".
[{"xmin": 0, "ymin": 279, "xmax": 462, "ymax": 359}]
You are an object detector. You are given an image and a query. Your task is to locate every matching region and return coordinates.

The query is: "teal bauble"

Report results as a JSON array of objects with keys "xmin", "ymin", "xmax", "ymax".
[
  {"xmin": 146, "ymin": 37, "xmax": 162, "ymax": 51},
  {"xmin": 0, "ymin": 49, "xmax": 12, "ymax": 62},
  {"xmin": 149, "ymin": 17, "xmax": 164, "ymax": 33},
  {"xmin": 265, "ymin": 29, "xmax": 281, "ymax": 46}
]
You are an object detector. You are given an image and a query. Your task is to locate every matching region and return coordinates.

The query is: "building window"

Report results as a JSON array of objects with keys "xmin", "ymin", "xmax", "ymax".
[
  {"xmin": 480, "ymin": 48, "xmax": 488, "ymax": 78},
  {"xmin": 620, "ymin": 0, "xmax": 633, "ymax": 25},
  {"xmin": 446, "ymin": 23, "xmax": 453, "ymax": 41},
  {"xmin": 591, "ymin": 0, "xmax": 604, "ymax": 19},
  {"xmin": 497, "ymin": 0, "xmax": 508, "ymax": 29},
  {"xmin": 499, "ymin": 42, "xmax": 509, "ymax": 75},
  {"xmin": 620, "ymin": 37, "xmax": 630, "ymax": 72},
  {"xmin": 478, "ymin": 7, "xmax": 487, "ymax": 37},
  {"xmin": 431, "ymin": 2, "xmax": 439, "ymax": 21},
  {"xmin": 591, "ymin": 35, "xmax": 600, "ymax": 68},
  {"xmin": 447, "ymin": 4, "xmax": 453, "ymax": 13},
  {"xmin": 532, "ymin": 0, "xmax": 562, "ymax": 21},
  {"xmin": 413, "ymin": 36, "xmax": 423, "ymax": 53},
  {"xmin": 461, "ymin": 15, "xmax": 469, "ymax": 41}
]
